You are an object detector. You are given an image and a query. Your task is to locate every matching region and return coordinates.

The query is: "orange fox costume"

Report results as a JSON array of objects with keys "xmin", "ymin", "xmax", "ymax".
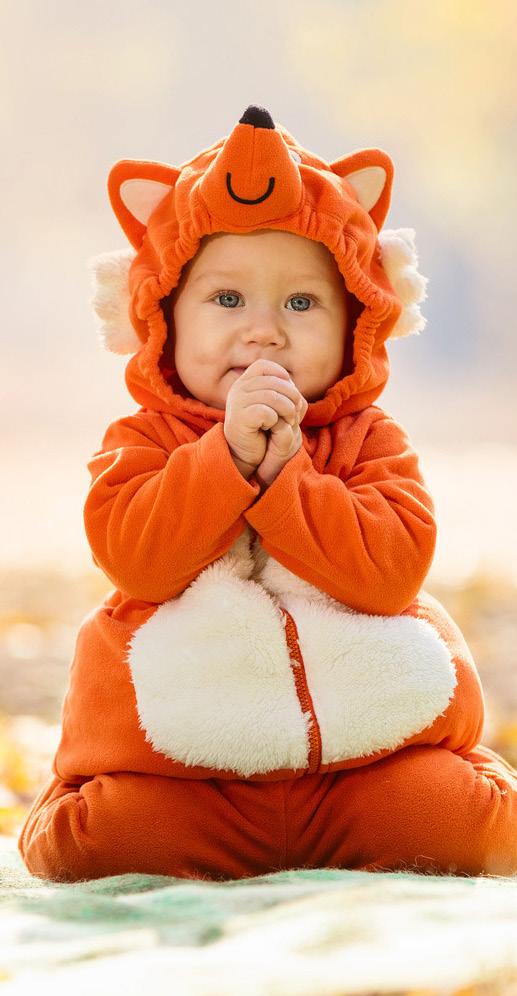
[{"xmin": 19, "ymin": 106, "xmax": 517, "ymax": 881}]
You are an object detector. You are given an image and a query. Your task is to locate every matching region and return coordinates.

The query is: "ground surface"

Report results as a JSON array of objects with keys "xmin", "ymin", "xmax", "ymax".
[{"xmin": 1, "ymin": 833, "xmax": 517, "ymax": 995}]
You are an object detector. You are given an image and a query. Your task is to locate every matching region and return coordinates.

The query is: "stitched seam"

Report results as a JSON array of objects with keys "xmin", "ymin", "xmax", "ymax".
[{"xmin": 282, "ymin": 781, "xmax": 289, "ymax": 870}]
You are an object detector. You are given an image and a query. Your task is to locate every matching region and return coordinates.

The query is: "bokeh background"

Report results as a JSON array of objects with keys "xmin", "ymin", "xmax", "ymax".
[{"xmin": 1, "ymin": 0, "xmax": 516, "ymax": 830}]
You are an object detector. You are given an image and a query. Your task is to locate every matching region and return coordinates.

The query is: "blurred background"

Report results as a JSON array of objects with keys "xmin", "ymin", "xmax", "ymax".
[{"xmin": 1, "ymin": 0, "xmax": 516, "ymax": 831}]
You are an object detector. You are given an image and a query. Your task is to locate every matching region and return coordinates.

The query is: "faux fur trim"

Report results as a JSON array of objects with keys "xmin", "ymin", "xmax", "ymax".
[
  {"xmin": 87, "ymin": 249, "xmax": 139, "ymax": 354},
  {"xmin": 281, "ymin": 591, "xmax": 456, "ymax": 764},
  {"xmin": 378, "ymin": 228, "xmax": 428, "ymax": 338},
  {"xmin": 126, "ymin": 558, "xmax": 310, "ymax": 776},
  {"xmin": 125, "ymin": 526, "xmax": 456, "ymax": 776}
]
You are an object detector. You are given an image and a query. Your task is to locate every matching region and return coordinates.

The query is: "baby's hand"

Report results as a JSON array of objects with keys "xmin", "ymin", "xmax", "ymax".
[
  {"xmin": 224, "ymin": 360, "xmax": 304, "ymax": 472},
  {"xmin": 255, "ymin": 384, "xmax": 308, "ymax": 490}
]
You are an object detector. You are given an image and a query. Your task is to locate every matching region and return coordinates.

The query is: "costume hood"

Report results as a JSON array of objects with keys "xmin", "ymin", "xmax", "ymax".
[{"xmin": 89, "ymin": 104, "xmax": 427, "ymax": 428}]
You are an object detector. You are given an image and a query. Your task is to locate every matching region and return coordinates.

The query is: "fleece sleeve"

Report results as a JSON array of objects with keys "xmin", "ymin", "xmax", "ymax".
[
  {"xmin": 83, "ymin": 416, "xmax": 260, "ymax": 603},
  {"xmin": 244, "ymin": 413, "xmax": 437, "ymax": 616}
]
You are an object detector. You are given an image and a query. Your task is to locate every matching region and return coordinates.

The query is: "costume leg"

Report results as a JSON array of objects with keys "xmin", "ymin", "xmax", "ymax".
[
  {"xmin": 288, "ymin": 744, "xmax": 517, "ymax": 877},
  {"xmin": 17, "ymin": 771, "xmax": 288, "ymax": 883}
]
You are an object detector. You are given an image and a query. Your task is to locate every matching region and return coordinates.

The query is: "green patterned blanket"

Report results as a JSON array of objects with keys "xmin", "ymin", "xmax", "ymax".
[{"xmin": 1, "ymin": 834, "xmax": 517, "ymax": 994}]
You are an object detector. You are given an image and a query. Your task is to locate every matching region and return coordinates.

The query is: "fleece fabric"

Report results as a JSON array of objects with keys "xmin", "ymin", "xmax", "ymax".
[{"xmin": 18, "ymin": 105, "xmax": 517, "ymax": 881}]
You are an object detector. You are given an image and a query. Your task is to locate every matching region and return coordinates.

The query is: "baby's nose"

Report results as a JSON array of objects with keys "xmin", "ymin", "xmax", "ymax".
[{"xmin": 246, "ymin": 312, "xmax": 285, "ymax": 344}]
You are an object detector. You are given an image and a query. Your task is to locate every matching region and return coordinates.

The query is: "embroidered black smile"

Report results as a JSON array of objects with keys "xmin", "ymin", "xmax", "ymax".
[{"xmin": 226, "ymin": 172, "xmax": 275, "ymax": 204}]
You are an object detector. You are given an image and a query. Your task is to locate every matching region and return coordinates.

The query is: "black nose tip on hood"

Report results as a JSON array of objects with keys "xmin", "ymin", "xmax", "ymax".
[{"xmin": 238, "ymin": 105, "xmax": 275, "ymax": 129}]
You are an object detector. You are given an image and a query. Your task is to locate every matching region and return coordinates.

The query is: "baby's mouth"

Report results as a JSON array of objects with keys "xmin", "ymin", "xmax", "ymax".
[{"xmin": 229, "ymin": 365, "xmax": 292, "ymax": 374}]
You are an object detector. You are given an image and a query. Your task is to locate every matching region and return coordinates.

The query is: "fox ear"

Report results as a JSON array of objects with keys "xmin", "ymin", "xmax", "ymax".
[
  {"xmin": 330, "ymin": 149, "xmax": 394, "ymax": 231},
  {"xmin": 107, "ymin": 160, "xmax": 180, "ymax": 248}
]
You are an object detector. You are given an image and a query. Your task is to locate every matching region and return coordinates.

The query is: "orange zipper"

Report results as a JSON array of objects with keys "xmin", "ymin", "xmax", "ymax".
[{"xmin": 280, "ymin": 606, "xmax": 322, "ymax": 773}]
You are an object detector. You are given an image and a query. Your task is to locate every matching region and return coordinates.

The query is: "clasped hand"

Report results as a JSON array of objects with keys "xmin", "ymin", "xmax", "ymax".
[{"xmin": 224, "ymin": 359, "xmax": 309, "ymax": 488}]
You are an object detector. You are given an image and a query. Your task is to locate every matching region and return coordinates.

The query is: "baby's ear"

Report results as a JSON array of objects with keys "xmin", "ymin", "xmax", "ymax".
[
  {"xmin": 107, "ymin": 159, "xmax": 181, "ymax": 247},
  {"xmin": 330, "ymin": 149, "xmax": 394, "ymax": 231}
]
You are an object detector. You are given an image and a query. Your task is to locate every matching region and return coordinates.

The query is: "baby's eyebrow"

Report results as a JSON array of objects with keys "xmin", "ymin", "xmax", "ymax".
[
  {"xmin": 193, "ymin": 271, "xmax": 240, "ymax": 284},
  {"xmin": 193, "ymin": 271, "xmax": 330, "ymax": 285}
]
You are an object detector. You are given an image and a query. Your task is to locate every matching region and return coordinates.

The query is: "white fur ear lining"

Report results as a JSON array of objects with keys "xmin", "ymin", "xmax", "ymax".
[
  {"xmin": 87, "ymin": 249, "xmax": 140, "ymax": 354},
  {"xmin": 120, "ymin": 179, "xmax": 174, "ymax": 226},
  {"xmin": 377, "ymin": 227, "xmax": 428, "ymax": 339},
  {"xmin": 346, "ymin": 166, "xmax": 387, "ymax": 213}
]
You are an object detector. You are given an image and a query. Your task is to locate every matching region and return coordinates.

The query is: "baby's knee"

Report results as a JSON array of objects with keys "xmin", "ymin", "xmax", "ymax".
[
  {"xmin": 19, "ymin": 784, "xmax": 95, "ymax": 883},
  {"xmin": 380, "ymin": 744, "xmax": 494, "ymax": 815},
  {"xmin": 19, "ymin": 771, "xmax": 217, "ymax": 882},
  {"xmin": 376, "ymin": 744, "xmax": 517, "ymax": 876}
]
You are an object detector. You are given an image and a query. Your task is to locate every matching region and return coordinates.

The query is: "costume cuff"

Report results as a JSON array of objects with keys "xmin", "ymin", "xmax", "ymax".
[
  {"xmin": 244, "ymin": 444, "xmax": 314, "ymax": 533},
  {"xmin": 197, "ymin": 422, "xmax": 261, "ymax": 507}
]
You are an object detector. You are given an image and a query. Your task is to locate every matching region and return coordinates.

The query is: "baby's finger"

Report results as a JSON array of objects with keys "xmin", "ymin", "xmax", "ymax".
[
  {"xmin": 269, "ymin": 416, "xmax": 296, "ymax": 439},
  {"xmin": 243, "ymin": 359, "xmax": 291, "ymax": 380},
  {"xmin": 294, "ymin": 396, "xmax": 307, "ymax": 421}
]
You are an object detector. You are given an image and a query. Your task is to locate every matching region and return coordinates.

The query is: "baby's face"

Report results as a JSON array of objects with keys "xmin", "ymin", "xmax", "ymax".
[{"xmin": 171, "ymin": 229, "xmax": 349, "ymax": 409}]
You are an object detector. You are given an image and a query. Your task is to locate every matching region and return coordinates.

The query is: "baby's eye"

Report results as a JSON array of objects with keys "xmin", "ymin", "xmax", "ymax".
[
  {"xmin": 215, "ymin": 291, "xmax": 241, "ymax": 308},
  {"xmin": 213, "ymin": 291, "xmax": 315, "ymax": 311},
  {"xmin": 287, "ymin": 295, "xmax": 313, "ymax": 312}
]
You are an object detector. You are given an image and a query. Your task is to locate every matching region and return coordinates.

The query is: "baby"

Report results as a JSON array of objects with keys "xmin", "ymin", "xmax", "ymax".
[{"xmin": 18, "ymin": 105, "xmax": 517, "ymax": 882}]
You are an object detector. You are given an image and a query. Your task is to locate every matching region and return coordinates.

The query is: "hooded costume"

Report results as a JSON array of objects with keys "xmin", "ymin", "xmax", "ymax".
[{"xmin": 18, "ymin": 106, "xmax": 517, "ymax": 882}]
